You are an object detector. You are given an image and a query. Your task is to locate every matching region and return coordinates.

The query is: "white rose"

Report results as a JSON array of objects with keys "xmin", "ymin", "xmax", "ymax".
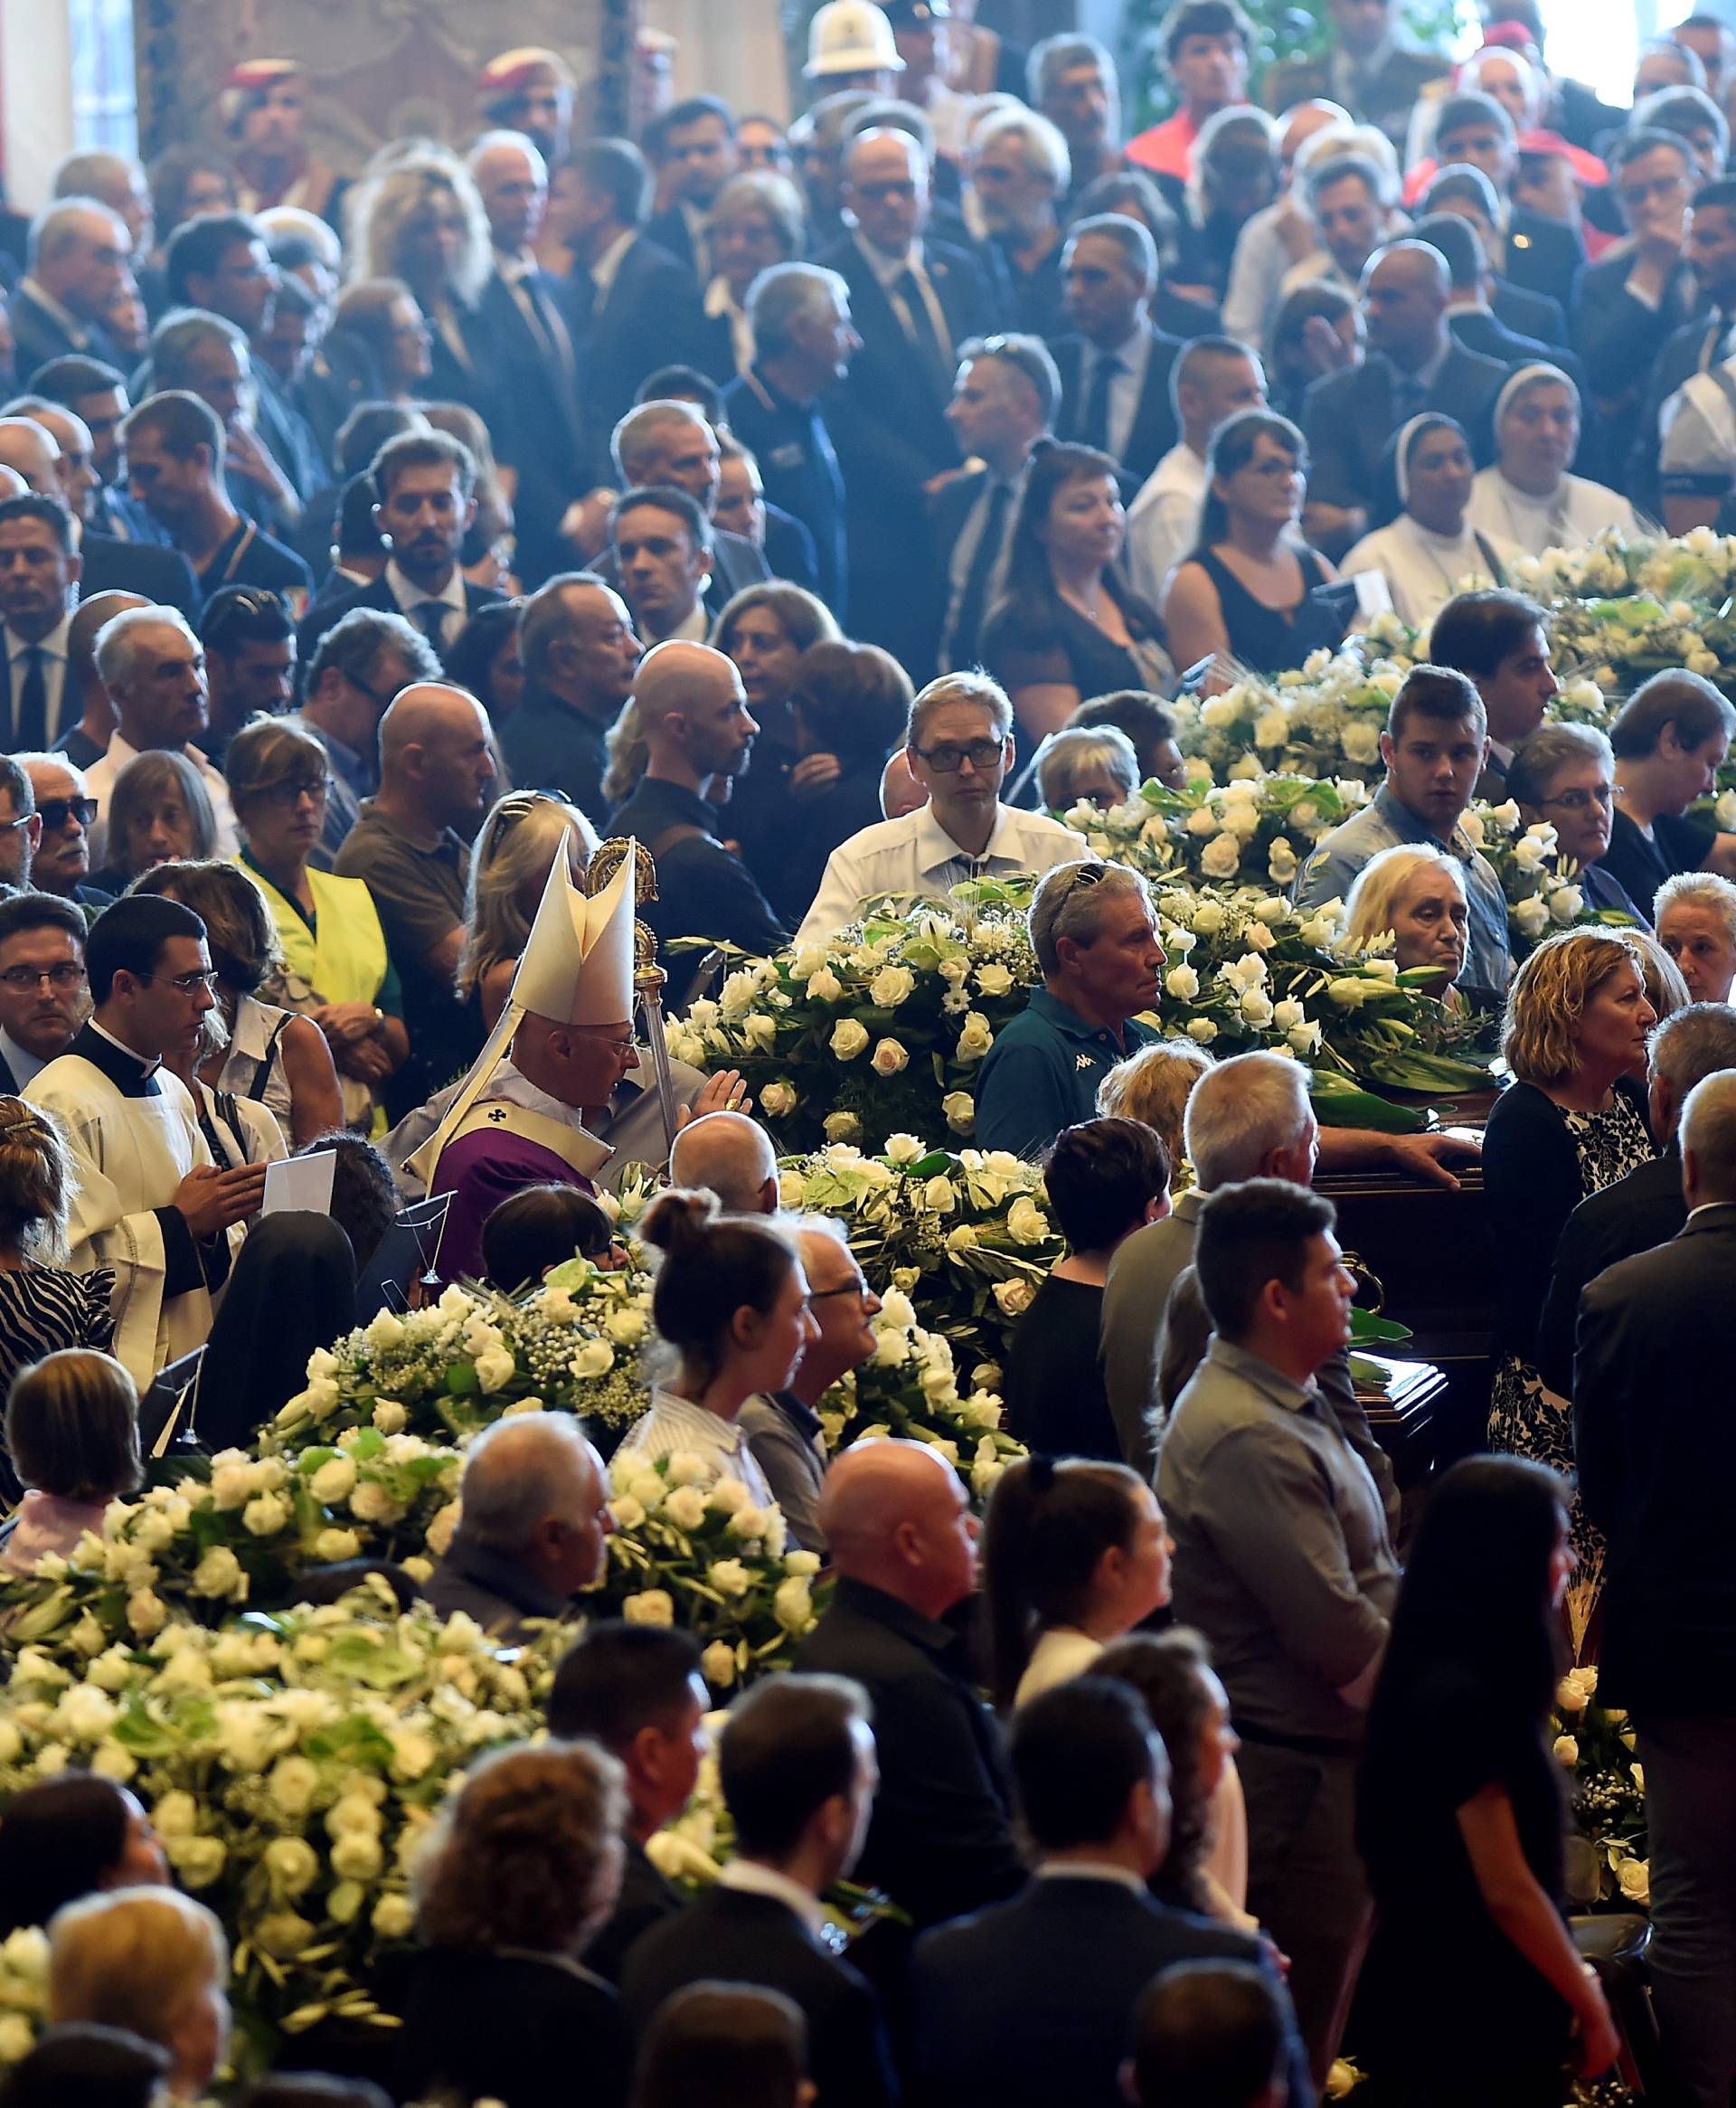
[
  {"xmin": 331, "ymin": 1831, "xmax": 384, "ymax": 1882},
  {"xmin": 830, "ymin": 1018, "xmax": 871, "ymax": 1060},
  {"xmin": 884, "ymin": 1131, "xmax": 924, "ymax": 1164},
  {"xmin": 572, "ymin": 1338, "xmax": 616, "ymax": 1380},
  {"xmin": 1547, "ymin": 885, "xmax": 1583, "ymax": 924},
  {"xmin": 993, "ymin": 1277, "xmax": 1035, "ymax": 1317},
  {"xmin": 315, "ymin": 1528, "xmax": 362, "ymax": 1562},
  {"xmin": 773, "ymin": 1575, "xmax": 816, "ymax": 1632},
  {"xmin": 1164, "ymin": 963, "xmax": 1200, "ymax": 1000},
  {"xmin": 623, "ymin": 1589, "xmax": 676, "ymax": 1625},
  {"xmin": 923, "ymin": 1174, "xmax": 957, "ymax": 1213},
  {"xmin": 269, "ymin": 1756, "xmax": 320, "ymax": 1817},
  {"xmin": 954, "ymin": 1010, "xmax": 995, "ymax": 1062},
  {"xmin": 699, "ymin": 1640, "xmax": 739, "ymax": 1690},
  {"xmin": 1186, "ymin": 1018, "xmax": 1219, "ymax": 1044},
  {"xmin": 942, "ymin": 1091, "xmax": 976, "ymax": 1133},
  {"xmin": 372, "ymin": 1894, "xmax": 416, "ymax": 1940},
  {"xmin": 1253, "ymin": 706, "xmax": 1291, "ymax": 750},
  {"xmin": 664, "ymin": 1485, "xmax": 708, "ymax": 1531},
  {"xmin": 1552, "ymin": 1734, "xmax": 1580, "ymax": 1767},
  {"xmin": 760, "ymin": 1080, "xmax": 797, "ymax": 1119},
  {"xmin": 785, "ymin": 1548, "xmax": 823, "ymax": 1577},
  {"xmin": 1513, "ymin": 894, "xmax": 1551, "ymax": 939},
  {"xmin": 868, "ymin": 965, "xmax": 915, "ymax": 1008},
  {"xmin": 1241, "ymin": 988, "xmax": 1275, "ymax": 1026},
  {"xmin": 823, "ymin": 1111, "xmax": 862, "ymax": 1142},
  {"xmin": 708, "ymin": 1558, "xmax": 751, "ymax": 1598},
  {"xmin": 1324, "ymin": 978, "xmax": 1369, "ymax": 1009},
  {"xmin": 974, "ymin": 961, "xmax": 1014, "ymax": 997},
  {"xmin": 242, "ymin": 1493, "xmax": 289, "ymax": 1537},
  {"xmin": 309, "ymin": 1456, "xmax": 357, "ymax": 1504},
  {"xmin": 265, "ymin": 1837, "xmax": 322, "ymax": 1898},
  {"xmin": 1199, "ymin": 831, "xmax": 1243, "ymax": 880},
  {"xmin": 1272, "ymin": 997, "xmax": 1306, "ymax": 1030},
  {"xmin": 372, "ymin": 1401, "xmax": 408, "ymax": 1435},
  {"xmin": 1268, "ymin": 840, "xmax": 1299, "ymax": 884},
  {"xmin": 707, "ymin": 1477, "xmax": 750, "ymax": 1516},
  {"xmin": 665, "ymin": 1451, "xmax": 709, "ymax": 1487},
  {"xmin": 1617, "ymin": 1858, "xmax": 1650, "ymax": 1905},
  {"xmin": 1341, "ymin": 721, "xmax": 1382, "ymax": 766},
  {"xmin": 871, "ymin": 1036, "xmax": 910, "ymax": 1076},
  {"xmin": 1288, "ymin": 1020, "xmax": 1322, "ymax": 1056},
  {"xmin": 1189, "ymin": 900, "xmax": 1225, "ymax": 936},
  {"xmin": 1005, "ymin": 1196, "xmax": 1050, "ymax": 1246},
  {"xmin": 192, "ymin": 1546, "xmax": 246, "ymax": 1600},
  {"xmin": 211, "ymin": 1463, "xmax": 252, "ymax": 1511}
]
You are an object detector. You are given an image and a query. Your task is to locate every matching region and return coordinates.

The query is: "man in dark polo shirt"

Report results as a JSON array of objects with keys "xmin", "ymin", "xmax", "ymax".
[
  {"xmin": 609, "ymin": 640, "xmax": 788, "ymax": 1006},
  {"xmin": 974, "ymin": 859, "xmax": 1162, "ymax": 1159},
  {"xmin": 335, "ymin": 681, "xmax": 495, "ymax": 1117}
]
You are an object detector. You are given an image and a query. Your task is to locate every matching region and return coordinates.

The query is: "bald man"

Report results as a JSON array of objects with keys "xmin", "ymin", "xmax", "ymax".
[
  {"xmin": 794, "ymin": 1439, "xmax": 1024, "ymax": 1926},
  {"xmin": 880, "ymin": 746, "xmax": 929, "ymax": 821},
  {"xmin": 335, "ymin": 681, "xmax": 495, "ymax": 1116},
  {"xmin": 666, "ymin": 1108, "xmax": 776, "ymax": 1215},
  {"xmin": 1301, "ymin": 235, "xmax": 1507, "ymax": 555},
  {"xmin": 609, "ymin": 641, "xmax": 789, "ymax": 1006},
  {"xmin": 0, "ymin": 402, "xmax": 200, "ymax": 618}
]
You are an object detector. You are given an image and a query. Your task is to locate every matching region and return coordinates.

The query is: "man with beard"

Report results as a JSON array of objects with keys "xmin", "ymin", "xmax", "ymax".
[{"xmin": 609, "ymin": 641, "xmax": 788, "ymax": 1004}]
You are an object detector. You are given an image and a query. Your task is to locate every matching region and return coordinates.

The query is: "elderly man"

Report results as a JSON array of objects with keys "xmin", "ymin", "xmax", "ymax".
[
  {"xmin": 15, "ymin": 752, "xmax": 105, "ymax": 909},
  {"xmin": 25, "ymin": 893, "xmax": 265, "ymax": 1385},
  {"xmin": 794, "ymin": 1438, "xmax": 1024, "ymax": 1927},
  {"xmin": 0, "ymin": 887, "xmax": 86, "ymax": 1094},
  {"xmin": 798, "ymin": 673, "xmax": 1089, "ymax": 944},
  {"xmin": 502, "ymin": 572, "xmax": 641, "ymax": 827},
  {"xmin": 334, "ymin": 683, "xmax": 495, "ymax": 1117},
  {"xmin": 82, "ymin": 604, "xmax": 241, "ymax": 862},
  {"xmin": 667, "ymin": 1108, "xmax": 778, "ymax": 1214},
  {"xmin": 1032, "ymin": 33, "xmax": 1127, "ymax": 194},
  {"xmin": 426, "ymin": 1412, "xmax": 616, "ymax": 1642},
  {"xmin": 47, "ymin": 587, "xmax": 144, "ymax": 770},
  {"xmin": 1161, "ymin": 1178, "xmax": 1398, "ymax": 2081},
  {"xmin": 976, "ymin": 863, "xmax": 1165, "ymax": 1160},
  {"xmin": 290, "ymin": 607, "xmax": 439, "ymax": 858},
  {"xmin": 722, "ymin": 263, "xmax": 856, "ymax": 618},
  {"xmin": 609, "ymin": 400, "xmax": 768, "ymax": 610},
  {"xmin": 742, "ymin": 1221, "xmax": 882, "ymax": 1550},
  {"xmin": 609, "ymin": 641, "xmax": 789, "ymax": 1004},
  {"xmin": 1295, "ymin": 666, "xmax": 1511, "ymax": 1004},
  {"xmin": 970, "ymin": 109, "xmax": 1072, "ymax": 339},
  {"xmin": 12, "ymin": 198, "xmax": 132, "ymax": 374}
]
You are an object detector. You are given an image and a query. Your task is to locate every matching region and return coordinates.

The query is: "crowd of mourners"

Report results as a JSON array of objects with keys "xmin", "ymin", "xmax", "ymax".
[{"xmin": 1, "ymin": 3, "xmax": 1736, "ymax": 2103}]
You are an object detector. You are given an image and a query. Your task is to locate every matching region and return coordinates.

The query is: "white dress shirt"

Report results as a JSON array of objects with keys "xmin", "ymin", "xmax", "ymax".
[
  {"xmin": 715, "ymin": 1859, "xmax": 827, "ymax": 1938},
  {"xmin": 84, "ymin": 734, "xmax": 241, "ymax": 866},
  {"xmin": 587, "ymin": 227, "xmax": 638, "ymax": 314},
  {"xmin": 614, "ymin": 1385, "xmax": 778, "ymax": 1509},
  {"xmin": 854, "ymin": 232, "xmax": 954, "ymax": 371},
  {"xmin": 797, "ymin": 801, "xmax": 1092, "ymax": 945},
  {"xmin": 5, "ymin": 614, "xmax": 71, "ymax": 747},
  {"xmin": 384, "ymin": 559, "xmax": 467, "ymax": 652},
  {"xmin": 941, "ymin": 463, "xmax": 1029, "ymax": 671},
  {"xmin": 1127, "ymin": 444, "xmax": 1207, "ymax": 607}
]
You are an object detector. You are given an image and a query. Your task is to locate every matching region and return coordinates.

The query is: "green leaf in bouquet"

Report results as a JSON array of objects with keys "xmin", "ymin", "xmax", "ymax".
[
  {"xmin": 1348, "ymin": 1309, "xmax": 1413, "ymax": 1345},
  {"xmin": 443, "ymin": 1361, "xmax": 479, "ymax": 1397},
  {"xmin": 1361, "ymin": 1048, "xmax": 1494, "ymax": 1092},
  {"xmin": 1306, "ymin": 1073, "xmax": 1428, "ymax": 1132},
  {"xmin": 344, "ymin": 1428, "xmax": 387, "ymax": 1461},
  {"xmin": 319, "ymin": 1632, "xmax": 426, "ymax": 1690}
]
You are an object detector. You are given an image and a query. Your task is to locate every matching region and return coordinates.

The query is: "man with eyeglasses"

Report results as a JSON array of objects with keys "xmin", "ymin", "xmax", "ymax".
[
  {"xmin": 797, "ymin": 672, "xmax": 1090, "ymax": 945},
  {"xmin": 1573, "ymin": 128, "xmax": 1698, "ymax": 434},
  {"xmin": 25, "ymin": 892, "xmax": 267, "ymax": 1388},
  {"xmin": 0, "ymin": 756, "xmax": 42, "ymax": 898},
  {"xmin": 1427, "ymin": 588, "xmax": 1558, "ymax": 799},
  {"xmin": 291, "ymin": 607, "xmax": 439, "ymax": 860},
  {"xmin": 0, "ymin": 891, "xmax": 88, "ymax": 1091},
  {"xmin": 14, "ymin": 754, "xmax": 107, "ymax": 910}
]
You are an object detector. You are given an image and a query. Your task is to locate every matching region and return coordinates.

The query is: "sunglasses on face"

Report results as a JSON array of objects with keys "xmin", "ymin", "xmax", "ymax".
[{"xmin": 36, "ymin": 797, "xmax": 99, "ymax": 830}]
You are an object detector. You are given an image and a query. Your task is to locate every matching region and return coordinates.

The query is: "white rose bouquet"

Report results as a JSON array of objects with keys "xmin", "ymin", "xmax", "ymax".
[
  {"xmin": 1062, "ymin": 773, "xmax": 1365, "ymax": 894},
  {"xmin": 1552, "ymin": 1669, "xmax": 1648, "ymax": 1910},
  {"xmin": 1465, "ymin": 799, "xmax": 1635, "ymax": 958}
]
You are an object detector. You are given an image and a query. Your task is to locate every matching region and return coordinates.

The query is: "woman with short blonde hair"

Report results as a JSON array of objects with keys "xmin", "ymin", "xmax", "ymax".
[
  {"xmin": 1343, "ymin": 843, "xmax": 1469, "ymax": 1001},
  {"xmin": 1097, "ymin": 1038, "xmax": 1213, "ymax": 1168},
  {"xmin": 49, "ymin": 1887, "xmax": 231, "ymax": 2101},
  {"xmin": 459, "ymin": 793, "xmax": 599, "ymax": 1027},
  {"xmin": 1035, "ymin": 725, "xmax": 1140, "ymax": 814}
]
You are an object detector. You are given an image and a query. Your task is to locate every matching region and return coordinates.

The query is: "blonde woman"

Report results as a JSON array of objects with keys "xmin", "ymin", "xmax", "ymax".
[
  {"xmin": 1097, "ymin": 1038, "xmax": 1213, "ymax": 1171},
  {"xmin": 459, "ymin": 792, "xmax": 599, "ymax": 1030},
  {"xmin": 1342, "ymin": 842, "xmax": 1469, "ymax": 1002},
  {"xmin": 1483, "ymin": 931, "xmax": 1656, "ymax": 1488},
  {"xmin": 49, "ymin": 1887, "xmax": 231, "ymax": 2102}
]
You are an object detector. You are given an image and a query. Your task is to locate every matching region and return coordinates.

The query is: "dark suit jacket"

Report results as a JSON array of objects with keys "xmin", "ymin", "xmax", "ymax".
[
  {"xmin": 1051, "ymin": 323, "xmax": 1184, "ymax": 488},
  {"xmin": 929, "ymin": 465, "xmax": 1016, "ymax": 670},
  {"xmin": 910, "ymin": 1876, "xmax": 1314, "ymax": 2108},
  {"xmin": 1573, "ymin": 1205, "xmax": 1736, "ymax": 1712},
  {"xmin": 1448, "ymin": 310, "xmax": 1600, "ymax": 475},
  {"xmin": 1573, "ymin": 247, "xmax": 1698, "ymax": 417},
  {"xmin": 644, "ymin": 202, "xmax": 702, "ymax": 278},
  {"xmin": 498, "ymin": 681, "xmax": 613, "ymax": 827},
  {"xmin": 12, "ymin": 285, "xmax": 119, "ymax": 383},
  {"xmin": 296, "ymin": 572, "xmax": 507, "ymax": 678},
  {"xmin": 764, "ymin": 501, "xmax": 821, "ymax": 592},
  {"xmin": 792, "ymin": 1577, "xmax": 1024, "ymax": 1929},
  {"xmin": 571, "ymin": 235, "xmax": 705, "ymax": 471},
  {"xmin": 1536, "ymin": 1146, "xmax": 1686, "ymax": 1398},
  {"xmin": 80, "ymin": 534, "xmax": 202, "ymax": 619},
  {"xmin": 1490, "ymin": 278, "xmax": 1568, "ymax": 351},
  {"xmin": 397, "ymin": 1944, "xmax": 628, "ymax": 2108},
  {"xmin": 476, "ymin": 264, "xmax": 588, "ymax": 589},
  {"xmin": 1302, "ymin": 340, "xmax": 1507, "ymax": 512},
  {"xmin": 1502, "ymin": 206, "xmax": 1584, "ymax": 319},
  {"xmin": 621, "ymin": 1886, "xmax": 899, "ymax": 2108},
  {"xmin": 585, "ymin": 1834, "xmax": 683, "ymax": 1986}
]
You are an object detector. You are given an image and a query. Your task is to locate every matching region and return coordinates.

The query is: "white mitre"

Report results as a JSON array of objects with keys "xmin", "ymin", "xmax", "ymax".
[{"xmin": 406, "ymin": 848, "xmax": 637, "ymax": 1186}]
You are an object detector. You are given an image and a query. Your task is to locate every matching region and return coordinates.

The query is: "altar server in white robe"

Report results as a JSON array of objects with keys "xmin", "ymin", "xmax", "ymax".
[{"xmin": 25, "ymin": 894, "xmax": 267, "ymax": 1387}]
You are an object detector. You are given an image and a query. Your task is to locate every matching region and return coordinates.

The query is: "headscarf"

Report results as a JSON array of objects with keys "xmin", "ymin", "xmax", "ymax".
[
  {"xmin": 1493, "ymin": 360, "xmax": 1580, "ymax": 440},
  {"xmin": 1370, "ymin": 412, "xmax": 1467, "ymax": 530}
]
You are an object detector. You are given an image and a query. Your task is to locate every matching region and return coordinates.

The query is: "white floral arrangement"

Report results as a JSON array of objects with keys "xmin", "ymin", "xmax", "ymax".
[
  {"xmin": 1060, "ymin": 772, "xmax": 1368, "ymax": 894},
  {"xmin": 1553, "ymin": 1665, "xmax": 1648, "ymax": 1911},
  {"xmin": 0, "ymin": 1586, "xmax": 562, "ymax": 2068},
  {"xmin": 3, "ymin": 1431, "xmax": 462, "ymax": 1651},
  {"xmin": 600, "ymin": 1452, "xmax": 823, "ymax": 1691},
  {"xmin": 0, "ymin": 1929, "xmax": 46, "ymax": 2065},
  {"xmin": 1166, "ymin": 645, "xmax": 1414, "ymax": 781},
  {"xmin": 1460, "ymin": 799, "xmax": 1636, "ymax": 953},
  {"xmin": 269, "ymin": 1265, "xmax": 655, "ymax": 1453}
]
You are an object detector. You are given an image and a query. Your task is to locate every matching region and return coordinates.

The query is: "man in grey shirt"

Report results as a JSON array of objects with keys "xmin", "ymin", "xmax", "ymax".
[{"xmin": 1159, "ymin": 1177, "xmax": 1399, "ymax": 2087}]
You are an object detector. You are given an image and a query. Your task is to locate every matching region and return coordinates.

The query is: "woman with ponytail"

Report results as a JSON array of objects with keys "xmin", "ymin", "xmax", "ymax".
[
  {"xmin": 616, "ymin": 1189, "xmax": 816, "ymax": 1510},
  {"xmin": 982, "ymin": 1455, "xmax": 1174, "ymax": 1711}
]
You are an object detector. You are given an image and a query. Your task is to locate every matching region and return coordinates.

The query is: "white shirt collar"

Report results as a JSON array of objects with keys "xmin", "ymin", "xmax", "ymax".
[
  {"xmin": 19, "ymin": 277, "xmax": 87, "ymax": 341},
  {"xmin": 642, "ymin": 600, "xmax": 710, "ymax": 647},
  {"xmin": 384, "ymin": 559, "xmax": 466, "ymax": 617},
  {"xmin": 717, "ymin": 1859, "xmax": 827, "ymax": 1938},
  {"xmin": 854, "ymin": 229, "xmax": 924, "ymax": 289},
  {"xmin": 88, "ymin": 1016, "xmax": 161, "ymax": 1080},
  {"xmin": 910, "ymin": 799, "xmax": 1026, "ymax": 878},
  {"xmin": 590, "ymin": 227, "xmax": 637, "ymax": 299},
  {"xmin": 0, "ymin": 1028, "xmax": 46, "ymax": 1088},
  {"xmin": 6, "ymin": 613, "xmax": 70, "ymax": 664},
  {"xmin": 1035, "ymin": 1859, "xmax": 1151, "ymax": 1896}
]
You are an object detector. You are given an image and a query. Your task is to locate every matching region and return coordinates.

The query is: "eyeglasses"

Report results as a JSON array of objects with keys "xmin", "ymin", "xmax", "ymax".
[
  {"xmin": 1540, "ymin": 785, "xmax": 1613, "ymax": 812},
  {"xmin": 0, "ymin": 964, "xmax": 85, "ymax": 992},
  {"xmin": 137, "ymin": 969, "xmax": 220, "ymax": 996},
  {"xmin": 810, "ymin": 1277, "xmax": 873, "ymax": 1301},
  {"xmin": 258, "ymin": 776, "xmax": 330, "ymax": 808},
  {"xmin": 912, "ymin": 738, "xmax": 1005, "ymax": 774},
  {"xmin": 0, "ymin": 815, "xmax": 31, "ymax": 835},
  {"xmin": 35, "ymin": 797, "xmax": 98, "ymax": 831}
]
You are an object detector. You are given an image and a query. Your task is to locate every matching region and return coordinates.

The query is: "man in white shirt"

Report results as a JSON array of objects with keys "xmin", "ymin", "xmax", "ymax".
[
  {"xmin": 0, "ymin": 493, "xmax": 79, "ymax": 749},
  {"xmin": 1127, "ymin": 336, "xmax": 1268, "ymax": 605},
  {"xmin": 797, "ymin": 671, "xmax": 1090, "ymax": 943},
  {"xmin": 81, "ymin": 605, "xmax": 241, "ymax": 862},
  {"xmin": 0, "ymin": 889, "xmax": 84, "ymax": 1095}
]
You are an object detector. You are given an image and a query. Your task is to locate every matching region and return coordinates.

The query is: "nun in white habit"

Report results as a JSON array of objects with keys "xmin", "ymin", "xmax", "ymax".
[
  {"xmin": 1466, "ymin": 364, "xmax": 1645, "ymax": 558},
  {"xmin": 1342, "ymin": 412, "xmax": 1518, "ymax": 630}
]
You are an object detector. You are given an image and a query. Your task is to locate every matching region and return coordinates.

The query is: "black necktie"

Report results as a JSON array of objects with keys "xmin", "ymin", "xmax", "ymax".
[
  {"xmin": 948, "ymin": 481, "xmax": 1014, "ymax": 671},
  {"xmin": 570, "ymin": 266, "xmax": 598, "ymax": 334},
  {"xmin": 894, "ymin": 267, "xmax": 954, "ymax": 402},
  {"xmin": 415, "ymin": 602, "xmax": 448, "ymax": 652},
  {"xmin": 14, "ymin": 646, "xmax": 46, "ymax": 750},
  {"xmin": 1081, "ymin": 352, "xmax": 1123, "ymax": 455}
]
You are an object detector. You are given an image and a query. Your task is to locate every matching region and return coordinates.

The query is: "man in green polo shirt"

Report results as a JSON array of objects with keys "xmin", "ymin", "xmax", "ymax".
[{"xmin": 975, "ymin": 861, "xmax": 1164, "ymax": 1158}]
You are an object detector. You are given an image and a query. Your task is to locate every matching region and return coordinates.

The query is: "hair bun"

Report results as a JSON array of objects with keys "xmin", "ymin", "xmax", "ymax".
[{"xmin": 638, "ymin": 1186, "xmax": 722, "ymax": 1254}]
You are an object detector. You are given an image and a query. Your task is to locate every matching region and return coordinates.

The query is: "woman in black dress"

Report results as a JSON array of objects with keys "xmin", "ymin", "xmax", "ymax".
[
  {"xmin": 1357, "ymin": 1457, "xmax": 1620, "ymax": 2104},
  {"xmin": 980, "ymin": 440, "xmax": 1173, "ymax": 752},
  {"xmin": 1161, "ymin": 407, "xmax": 1343, "ymax": 676}
]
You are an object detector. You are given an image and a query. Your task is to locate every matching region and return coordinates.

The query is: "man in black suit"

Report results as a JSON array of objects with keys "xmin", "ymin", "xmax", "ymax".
[
  {"xmin": 1302, "ymin": 240, "xmax": 1506, "ymax": 556},
  {"xmin": 793, "ymin": 1439, "xmax": 1025, "ymax": 1928},
  {"xmin": 1537, "ymin": 999, "xmax": 1736, "ymax": 1396},
  {"xmin": 621, "ymin": 1673, "xmax": 899, "ymax": 2108},
  {"xmin": 645, "ymin": 96, "xmax": 741, "ymax": 283},
  {"xmin": 11, "ymin": 201, "xmax": 130, "ymax": 380},
  {"xmin": 0, "ymin": 491, "xmax": 82, "ymax": 751},
  {"xmin": 29, "ymin": 355, "xmax": 174, "ymax": 548},
  {"xmin": 1573, "ymin": 1069, "xmax": 1736, "ymax": 2108},
  {"xmin": 467, "ymin": 130, "xmax": 587, "ymax": 592},
  {"xmin": 297, "ymin": 429, "xmax": 504, "ymax": 672},
  {"xmin": 547, "ymin": 1621, "xmax": 710, "ymax": 1986},
  {"xmin": 567, "ymin": 139, "xmax": 706, "ymax": 471},
  {"xmin": 819, "ymin": 126, "xmax": 997, "ymax": 674},
  {"xmin": 1052, "ymin": 213, "xmax": 1184, "ymax": 488},
  {"xmin": 932, "ymin": 333, "xmax": 1056, "ymax": 672},
  {"xmin": 503, "ymin": 572, "xmax": 642, "ymax": 829},
  {"xmin": 1431, "ymin": 95, "xmax": 1585, "ymax": 317},
  {"xmin": 1574, "ymin": 129, "xmax": 1700, "ymax": 433},
  {"xmin": 1628, "ymin": 175, "xmax": 1736, "ymax": 514},
  {"xmin": 911, "ymin": 1678, "xmax": 1312, "ymax": 2108},
  {"xmin": 608, "ymin": 401, "xmax": 769, "ymax": 616},
  {"xmin": 0, "ymin": 887, "xmax": 87, "ymax": 1095},
  {"xmin": 1416, "ymin": 166, "xmax": 1573, "ymax": 344}
]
